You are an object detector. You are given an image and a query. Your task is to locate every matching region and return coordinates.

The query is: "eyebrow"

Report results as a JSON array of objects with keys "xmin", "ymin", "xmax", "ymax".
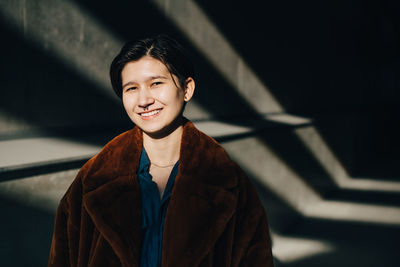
[{"xmin": 122, "ymin": 75, "xmax": 168, "ymax": 89}]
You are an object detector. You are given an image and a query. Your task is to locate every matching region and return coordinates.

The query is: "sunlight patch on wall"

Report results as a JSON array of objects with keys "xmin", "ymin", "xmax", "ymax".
[
  {"xmin": 0, "ymin": 137, "xmax": 100, "ymax": 171},
  {"xmin": 0, "ymin": 0, "xmax": 211, "ymax": 121},
  {"xmin": 223, "ymin": 136, "xmax": 400, "ymax": 226},
  {"xmin": 0, "ymin": 0, "xmax": 122, "ymax": 100},
  {"xmin": 264, "ymin": 113, "xmax": 312, "ymax": 126},
  {"xmin": 0, "ymin": 109, "xmax": 36, "ymax": 136},
  {"xmin": 0, "ymin": 169, "xmax": 78, "ymax": 212},
  {"xmin": 303, "ymin": 200, "xmax": 400, "ymax": 225},
  {"xmin": 272, "ymin": 232, "xmax": 334, "ymax": 263},
  {"xmin": 295, "ymin": 126, "xmax": 400, "ymax": 193},
  {"xmin": 151, "ymin": 0, "xmax": 400, "ymax": 195},
  {"xmin": 151, "ymin": 0, "xmax": 283, "ymax": 114},
  {"xmin": 195, "ymin": 120, "xmax": 252, "ymax": 138}
]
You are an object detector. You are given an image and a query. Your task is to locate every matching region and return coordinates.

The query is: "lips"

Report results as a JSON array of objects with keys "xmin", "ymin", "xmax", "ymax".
[{"xmin": 139, "ymin": 108, "xmax": 162, "ymax": 119}]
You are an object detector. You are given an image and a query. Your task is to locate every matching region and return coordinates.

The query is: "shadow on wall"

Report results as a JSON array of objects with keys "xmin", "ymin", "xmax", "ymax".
[
  {"xmin": 0, "ymin": 0, "xmax": 267, "ymax": 143},
  {"xmin": 0, "ymin": 15, "xmax": 131, "ymax": 141},
  {"xmin": 250, "ymin": 164, "xmax": 400, "ymax": 267},
  {"xmin": 1, "ymin": 0, "xmax": 400, "ymax": 266},
  {"xmin": 253, "ymin": 127, "xmax": 400, "ymax": 206},
  {"xmin": 192, "ymin": 0, "xmax": 400, "ymax": 180},
  {"xmin": 70, "ymin": 0, "xmax": 266, "ymax": 122},
  {"xmin": 0, "ymin": 195, "xmax": 54, "ymax": 266}
]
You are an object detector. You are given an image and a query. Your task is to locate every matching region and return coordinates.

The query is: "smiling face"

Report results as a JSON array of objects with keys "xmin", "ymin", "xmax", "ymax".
[{"xmin": 121, "ymin": 56, "xmax": 194, "ymax": 138}]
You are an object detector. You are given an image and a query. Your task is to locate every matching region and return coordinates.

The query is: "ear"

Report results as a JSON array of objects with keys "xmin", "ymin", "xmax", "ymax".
[{"xmin": 183, "ymin": 77, "xmax": 195, "ymax": 102}]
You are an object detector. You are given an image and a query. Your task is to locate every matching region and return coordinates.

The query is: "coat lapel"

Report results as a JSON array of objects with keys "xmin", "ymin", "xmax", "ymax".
[
  {"xmin": 162, "ymin": 175, "xmax": 237, "ymax": 267},
  {"xmin": 82, "ymin": 127, "xmax": 143, "ymax": 267},
  {"xmin": 162, "ymin": 120, "xmax": 239, "ymax": 266}
]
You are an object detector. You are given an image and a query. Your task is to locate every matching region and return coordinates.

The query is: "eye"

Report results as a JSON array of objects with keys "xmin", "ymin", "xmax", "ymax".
[
  {"xmin": 152, "ymin": 81, "xmax": 163, "ymax": 87},
  {"xmin": 125, "ymin": 86, "xmax": 137, "ymax": 92}
]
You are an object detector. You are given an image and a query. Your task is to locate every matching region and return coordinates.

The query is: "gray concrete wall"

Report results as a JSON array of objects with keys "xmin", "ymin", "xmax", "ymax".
[
  {"xmin": 1, "ymin": 0, "xmax": 400, "ymax": 266},
  {"xmin": 0, "ymin": 0, "xmax": 123, "ymax": 135}
]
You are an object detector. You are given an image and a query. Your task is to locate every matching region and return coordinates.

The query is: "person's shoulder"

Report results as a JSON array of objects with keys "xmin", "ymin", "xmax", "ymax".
[
  {"xmin": 190, "ymin": 121, "xmax": 258, "ymax": 183},
  {"xmin": 81, "ymin": 128, "xmax": 138, "ymax": 171},
  {"xmin": 183, "ymin": 120, "xmax": 246, "ymax": 183},
  {"xmin": 98, "ymin": 127, "xmax": 140, "ymax": 159},
  {"xmin": 183, "ymin": 121, "xmax": 232, "ymax": 168},
  {"xmin": 61, "ymin": 127, "xmax": 141, "ymax": 199}
]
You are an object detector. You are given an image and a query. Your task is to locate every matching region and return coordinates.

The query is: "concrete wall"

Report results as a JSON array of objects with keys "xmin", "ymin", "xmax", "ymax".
[
  {"xmin": 0, "ymin": 0, "xmax": 123, "ymax": 135},
  {"xmin": 1, "ymin": 0, "xmax": 399, "ymax": 172},
  {"xmin": 1, "ymin": 0, "xmax": 400, "ymax": 266}
]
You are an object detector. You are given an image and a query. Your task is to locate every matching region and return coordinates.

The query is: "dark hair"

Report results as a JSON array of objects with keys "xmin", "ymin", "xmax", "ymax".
[{"xmin": 110, "ymin": 34, "xmax": 195, "ymax": 98}]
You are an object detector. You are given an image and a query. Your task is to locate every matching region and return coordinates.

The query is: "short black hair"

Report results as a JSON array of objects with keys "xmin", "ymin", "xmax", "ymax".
[{"xmin": 110, "ymin": 34, "xmax": 194, "ymax": 98}]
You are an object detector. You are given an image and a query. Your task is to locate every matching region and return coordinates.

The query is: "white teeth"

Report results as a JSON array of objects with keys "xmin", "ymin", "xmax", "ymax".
[{"xmin": 141, "ymin": 109, "xmax": 161, "ymax": 117}]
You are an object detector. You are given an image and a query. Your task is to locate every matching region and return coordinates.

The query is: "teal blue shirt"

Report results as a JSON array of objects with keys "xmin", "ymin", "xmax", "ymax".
[{"xmin": 137, "ymin": 147, "xmax": 179, "ymax": 267}]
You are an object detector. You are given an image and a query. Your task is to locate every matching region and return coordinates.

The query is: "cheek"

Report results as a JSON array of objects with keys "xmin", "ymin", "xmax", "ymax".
[
  {"xmin": 158, "ymin": 88, "xmax": 184, "ymax": 104},
  {"xmin": 122, "ymin": 95, "xmax": 136, "ymax": 112}
]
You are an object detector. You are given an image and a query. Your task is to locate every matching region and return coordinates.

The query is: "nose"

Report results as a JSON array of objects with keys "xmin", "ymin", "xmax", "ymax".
[{"xmin": 138, "ymin": 88, "xmax": 154, "ymax": 109}]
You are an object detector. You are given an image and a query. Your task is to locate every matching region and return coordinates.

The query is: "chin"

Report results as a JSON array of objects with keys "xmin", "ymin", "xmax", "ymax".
[
  {"xmin": 141, "ymin": 126, "xmax": 171, "ymax": 139},
  {"xmin": 136, "ymin": 117, "xmax": 183, "ymax": 139}
]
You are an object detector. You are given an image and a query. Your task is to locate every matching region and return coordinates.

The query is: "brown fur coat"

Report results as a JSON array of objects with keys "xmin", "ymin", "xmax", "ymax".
[{"xmin": 48, "ymin": 120, "xmax": 274, "ymax": 266}]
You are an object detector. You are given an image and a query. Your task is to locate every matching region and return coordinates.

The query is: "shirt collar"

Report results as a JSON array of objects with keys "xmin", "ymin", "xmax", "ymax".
[{"xmin": 138, "ymin": 146, "xmax": 150, "ymax": 175}]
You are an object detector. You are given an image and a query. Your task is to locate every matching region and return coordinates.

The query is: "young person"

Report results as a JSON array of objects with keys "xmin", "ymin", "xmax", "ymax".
[{"xmin": 48, "ymin": 34, "xmax": 274, "ymax": 267}]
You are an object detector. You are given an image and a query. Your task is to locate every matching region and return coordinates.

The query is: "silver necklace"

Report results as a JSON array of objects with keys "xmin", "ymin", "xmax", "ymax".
[{"xmin": 150, "ymin": 161, "xmax": 176, "ymax": 168}]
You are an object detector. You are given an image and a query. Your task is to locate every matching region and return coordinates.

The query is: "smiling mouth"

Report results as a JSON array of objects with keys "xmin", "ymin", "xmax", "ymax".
[{"xmin": 140, "ymin": 108, "xmax": 162, "ymax": 118}]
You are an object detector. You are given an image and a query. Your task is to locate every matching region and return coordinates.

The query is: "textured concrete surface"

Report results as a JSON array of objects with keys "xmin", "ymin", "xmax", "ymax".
[
  {"xmin": 0, "ymin": 137, "xmax": 100, "ymax": 170},
  {"xmin": 1, "ymin": 0, "xmax": 399, "ymax": 266},
  {"xmin": 0, "ymin": 169, "xmax": 78, "ymax": 212},
  {"xmin": 151, "ymin": 0, "xmax": 283, "ymax": 114},
  {"xmin": 0, "ymin": 0, "xmax": 123, "ymax": 134}
]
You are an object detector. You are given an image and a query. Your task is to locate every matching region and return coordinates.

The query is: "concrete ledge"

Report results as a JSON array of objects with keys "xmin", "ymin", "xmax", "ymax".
[{"xmin": 0, "ymin": 114, "xmax": 311, "ymax": 180}]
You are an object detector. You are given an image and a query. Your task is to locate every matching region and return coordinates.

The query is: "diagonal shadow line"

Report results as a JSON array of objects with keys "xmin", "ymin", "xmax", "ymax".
[
  {"xmin": 250, "ymin": 169, "xmax": 400, "ymax": 236},
  {"xmin": 1, "ymin": 145, "xmax": 398, "ymax": 266},
  {"xmin": 0, "ymin": 17, "xmax": 395, "ymax": 207},
  {"xmin": 64, "ymin": 1, "xmax": 351, "ymax": 197},
  {"xmin": 0, "ymin": 117, "xmax": 301, "ymax": 182},
  {"xmin": 2, "ymin": 0, "xmax": 397, "ymax": 210},
  {"xmin": 155, "ymin": 1, "xmax": 400, "ymax": 199},
  {"xmin": 0, "ymin": 3, "xmax": 396, "ymax": 266},
  {"xmin": 255, "ymin": 127, "xmax": 400, "ymax": 207},
  {"xmin": 0, "ymin": 0, "xmax": 267, "ymax": 133},
  {"xmin": 0, "ymin": 157, "xmax": 89, "ymax": 182},
  {"xmin": 69, "ymin": 0, "xmax": 265, "ymax": 122},
  {"xmin": 191, "ymin": 0, "xmax": 400, "ymax": 182},
  {"xmin": 0, "ymin": 12, "xmax": 132, "ymax": 144},
  {"xmin": 143, "ymin": 0, "xmax": 400, "ymax": 200},
  {"xmin": 248, "ymin": 169, "xmax": 400, "ymax": 267}
]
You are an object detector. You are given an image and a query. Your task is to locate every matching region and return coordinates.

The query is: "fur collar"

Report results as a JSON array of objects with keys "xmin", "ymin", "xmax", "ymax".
[{"xmin": 80, "ymin": 119, "xmax": 240, "ymax": 266}]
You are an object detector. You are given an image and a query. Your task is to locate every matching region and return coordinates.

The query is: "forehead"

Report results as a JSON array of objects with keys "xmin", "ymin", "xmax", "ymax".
[{"xmin": 121, "ymin": 56, "xmax": 169, "ymax": 82}]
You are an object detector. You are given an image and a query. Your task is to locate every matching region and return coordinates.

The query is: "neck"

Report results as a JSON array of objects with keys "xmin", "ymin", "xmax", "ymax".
[{"xmin": 143, "ymin": 121, "xmax": 183, "ymax": 166}]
